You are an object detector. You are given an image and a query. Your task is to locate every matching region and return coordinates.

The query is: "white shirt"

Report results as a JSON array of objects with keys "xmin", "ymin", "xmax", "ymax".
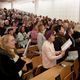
[
  {"xmin": 42, "ymin": 41, "xmax": 62, "ymax": 69},
  {"xmin": 37, "ymin": 32, "xmax": 46, "ymax": 52}
]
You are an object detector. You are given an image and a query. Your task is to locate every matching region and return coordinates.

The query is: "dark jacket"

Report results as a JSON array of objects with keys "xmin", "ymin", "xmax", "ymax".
[
  {"xmin": 72, "ymin": 31, "xmax": 80, "ymax": 60},
  {"xmin": 54, "ymin": 34, "xmax": 67, "ymax": 63},
  {"xmin": 65, "ymin": 34, "xmax": 75, "ymax": 51},
  {"xmin": 0, "ymin": 48, "xmax": 26, "ymax": 80},
  {"xmin": 0, "ymin": 27, "xmax": 6, "ymax": 36},
  {"xmin": 54, "ymin": 34, "xmax": 66, "ymax": 51},
  {"xmin": 72, "ymin": 31, "xmax": 80, "ymax": 48}
]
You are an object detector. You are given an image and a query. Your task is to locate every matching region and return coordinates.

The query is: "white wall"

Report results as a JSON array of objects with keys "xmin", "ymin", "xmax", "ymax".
[
  {"xmin": 37, "ymin": 0, "xmax": 79, "ymax": 22},
  {"xmin": 0, "ymin": 0, "xmax": 35, "ymax": 13},
  {"xmin": 0, "ymin": 0, "xmax": 79, "ymax": 22},
  {"xmin": 0, "ymin": 2, "xmax": 11, "ymax": 9}
]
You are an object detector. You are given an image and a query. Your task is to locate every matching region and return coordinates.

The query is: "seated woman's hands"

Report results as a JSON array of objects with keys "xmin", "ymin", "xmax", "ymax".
[
  {"xmin": 55, "ymin": 51, "xmax": 61, "ymax": 56},
  {"xmin": 55, "ymin": 51, "xmax": 65, "ymax": 56}
]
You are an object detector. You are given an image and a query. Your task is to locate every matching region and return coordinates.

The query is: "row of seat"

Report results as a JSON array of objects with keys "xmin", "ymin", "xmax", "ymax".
[
  {"xmin": 22, "ymin": 55, "xmax": 42, "ymax": 80},
  {"xmin": 28, "ymin": 59, "xmax": 79, "ymax": 80},
  {"xmin": 19, "ymin": 45, "xmax": 79, "ymax": 80}
]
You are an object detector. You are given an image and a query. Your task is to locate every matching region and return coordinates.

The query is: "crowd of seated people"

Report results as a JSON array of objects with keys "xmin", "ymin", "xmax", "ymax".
[{"xmin": 0, "ymin": 8, "xmax": 80, "ymax": 80}]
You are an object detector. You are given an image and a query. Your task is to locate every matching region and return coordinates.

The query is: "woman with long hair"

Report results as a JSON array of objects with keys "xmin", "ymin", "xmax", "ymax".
[
  {"xmin": 0, "ymin": 34, "xmax": 26, "ymax": 80},
  {"xmin": 37, "ymin": 22, "xmax": 46, "ymax": 52}
]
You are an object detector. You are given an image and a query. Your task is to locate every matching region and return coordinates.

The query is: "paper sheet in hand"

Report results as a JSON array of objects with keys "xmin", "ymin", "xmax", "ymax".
[
  {"xmin": 23, "ymin": 39, "xmax": 31, "ymax": 57},
  {"xmin": 61, "ymin": 39, "xmax": 72, "ymax": 51}
]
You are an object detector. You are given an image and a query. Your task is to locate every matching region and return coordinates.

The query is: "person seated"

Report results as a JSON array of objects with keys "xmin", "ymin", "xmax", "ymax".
[
  {"xmin": 53, "ymin": 25, "xmax": 67, "ymax": 63},
  {"xmin": 30, "ymin": 25, "xmax": 38, "ymax": 45},
  {"xmin": 0, "ymin": 20, "xmax": 6, "ymax": 36},
  {"xmin": 5, "ymin": 27, "xmax": 17, "ymax": 37},
  {"xmin": 17, "ymin": 26, "xmax": 29, "ymax": 48},
  {"xmin": 65, "ymin": 26, "xmax": 75, "ymax": 50},
  {"xmin": 0, "ymin": 34, "xmax": 27, "ymax": 80},
  {"xmin": 54, "ymin": 25, "xmax": 66, "ymax": 51}
]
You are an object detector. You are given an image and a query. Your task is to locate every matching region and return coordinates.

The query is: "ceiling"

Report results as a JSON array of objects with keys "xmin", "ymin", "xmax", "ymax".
[
  {"xmin": 0, "ymin": 0, "xmax": 37, "ymax": 3},
  {"xmin": 0, "ymin": 0, "xmax": 15, "ymax": 2},
  {"xmin": 0, "ymin": 0, "xmax": 37, "ymax": 2},
  {"xmin": 0, "ymin": 0, "xmax": 40, "ymax": 3}
]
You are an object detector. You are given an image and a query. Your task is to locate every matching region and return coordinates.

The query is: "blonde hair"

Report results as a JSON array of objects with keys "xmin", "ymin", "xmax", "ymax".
[
  {"xmin": 37, "ymin": 22, "xmax": 44, "ymax": 32},
  {"xmin": 0, "ymin": 34, "xmax": 15, "ymax": 58}
]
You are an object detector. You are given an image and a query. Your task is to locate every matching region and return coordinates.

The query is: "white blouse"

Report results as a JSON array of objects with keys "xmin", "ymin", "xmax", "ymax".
[{"xmin": 42, "ymin": 41, "xmax": 62, "ymax": 69}]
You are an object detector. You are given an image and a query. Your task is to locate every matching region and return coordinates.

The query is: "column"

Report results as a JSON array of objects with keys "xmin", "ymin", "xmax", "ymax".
[
  {"xmin": 34, "ymin": 0, "xmax": 39, "ymax": 14},
  {"xmin": 11, "ymin": 1, "xmax": 13, "ymax": 9},
  {"xmin": 79, "ymin": 0, "xmax": 80, "ymax": 21}
]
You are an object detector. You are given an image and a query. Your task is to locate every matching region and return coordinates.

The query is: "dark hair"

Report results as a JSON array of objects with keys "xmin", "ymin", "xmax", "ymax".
[
  {"xmin": 19, "ymin": 26, "xmax": 25, "ymax": 33},
  {"xmin": 54, "ymin": 25, "xmax": 62, "ymax": 33},
  {"xmin": 66, "ymin": 27, "xmax": 73, "ymax": 34},
  {"xmin": 8, "ymin": 28, "xmax": 13, "ymax": 33}
]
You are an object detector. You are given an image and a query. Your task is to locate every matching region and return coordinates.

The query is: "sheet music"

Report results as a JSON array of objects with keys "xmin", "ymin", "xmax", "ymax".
[
  {"xmin": 23, "ymin": 39, "xmax": 31, "ymax": 57},
  {"xmin": 61, "ymin": 39, "xmax": 72, "ymax": 51},
  {"xmin": 66, "ymin": 51, "xmax": 78, "ymax": 60}
]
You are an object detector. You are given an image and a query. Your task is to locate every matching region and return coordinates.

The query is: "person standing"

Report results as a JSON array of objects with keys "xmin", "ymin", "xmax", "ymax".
[{"xmin": 42, "ymin": 31, "xmax": 65, "ymax": 69}]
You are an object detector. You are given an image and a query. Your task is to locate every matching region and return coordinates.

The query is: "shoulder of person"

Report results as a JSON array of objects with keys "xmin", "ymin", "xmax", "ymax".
[{"xmin": 0, "ymin": 48, "xmax": 11, "ymax": 59}]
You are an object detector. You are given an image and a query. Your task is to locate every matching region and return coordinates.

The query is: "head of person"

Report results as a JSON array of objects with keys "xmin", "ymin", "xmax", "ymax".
[
  {"xmin": 51, "ymin": 24, "xmax": 57, "ymax": 33},
  {"xmin": 19, "ymin": 26, "xmax": 25, "ymax": 33},
  {"xmin": 37, "ymin": 22, "xmax": 45, "ymax": 33},
  {"xmin": 11, "ymin": 21, "xmax": 16, "ymax": 27},
  {"xmin": 0, "ymin": 34, "xmax": 16, "ymax": 58},
  {"xmin": 5, "ymin": 27, "xmax": 14, "ymax": 35},
  {"xmin": 0, "ymin": 20, "xmax": 4, "ymax": 28},
  {"xmin": 4, "ymin": 20, "xmax": 9, "ymax": 25},
  {"xmin": 63, "ymin": 22, "xmax": 69, "ymax": 30},
  {"xmin": 66, "ymin": 27, "xmax": 74, "ymax": 35},
  {"xmin": 57, "ymin": 19, "xmax": 63, "ymax": 25},
  {"xmin": 45, "ymin": 30, "xmax": 56, "ymax": 42},
  {"xmin": 54, "ymin": 25, "xmax": 65, "ymax": 36},
  {"xmin": 33, "ymin": 25, "xmax": 38, "ymax": 31}
]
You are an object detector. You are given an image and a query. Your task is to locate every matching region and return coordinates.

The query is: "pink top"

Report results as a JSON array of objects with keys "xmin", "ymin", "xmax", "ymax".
[{"xmin": 42, "ymin": 41, "xmax": 62, "ymax": 69}]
